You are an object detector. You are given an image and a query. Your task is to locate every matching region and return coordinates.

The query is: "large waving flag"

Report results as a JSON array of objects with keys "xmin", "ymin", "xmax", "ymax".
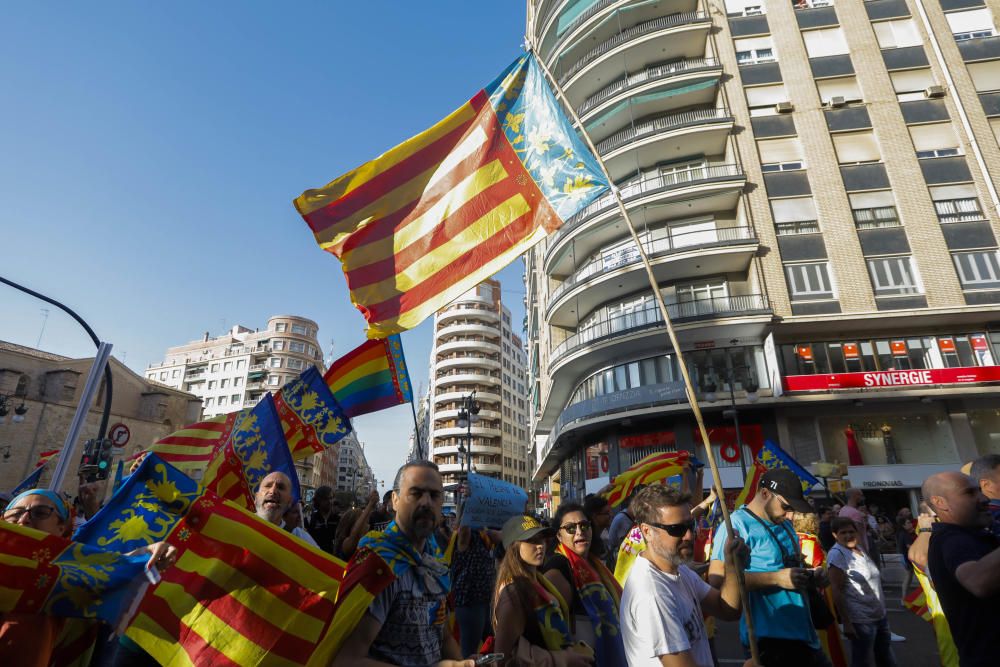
[
  {"xmin": 605, "ymin": 450, "xmax": 690, "ymax": 508},
  {"xmin": 733, "ymin": 439, "xmax": 820, "ymax": 508},
  {"xmin": 324, "ymin": 334, "xmax": 414, "ymax": 417},
  {"xmin": 275, "ymin": 365, "xmax": 353, "ymax": 458},
  {"xmin": 203, "ymin": 394, "xmax": 300, "ymax": 510},
  {"xmin": 146, "ymin": 411, "xmax": 248, "ymax": 471},
  {"xmin": 0, "ymin": 520, "xmax": 146, "ymax": 624},
  {"xmin": 75, "ymin": 454, "xmax": 348, "ymax": 666},
  {"xmin": 294, "ymin": 52, "xmax": 610, "ymax": 337}
]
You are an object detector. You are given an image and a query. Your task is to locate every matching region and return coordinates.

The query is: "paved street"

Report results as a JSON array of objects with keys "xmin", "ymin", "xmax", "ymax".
[{"xmin": 713, "ymin": 580, "xmax": 943, "ymax": 666}]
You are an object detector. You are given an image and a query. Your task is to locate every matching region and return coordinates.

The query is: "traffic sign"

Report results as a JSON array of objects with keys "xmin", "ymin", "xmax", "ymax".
[{"xmin": 109, "ymin": 423, "xmax": 131, "ymax": 447}]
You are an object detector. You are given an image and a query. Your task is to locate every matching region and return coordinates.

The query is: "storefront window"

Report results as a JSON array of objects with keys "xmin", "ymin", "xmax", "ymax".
[
  {"xmin": 783, "ymin": 332, "xmax": 995, "ymax": 374},
  {"xmin": 819, "ymin": 411, "xmax": 960, "ymax": 465},
  {"xmin": 969, "ymin": 409, "xmax": 1000, "ymax": 456}
]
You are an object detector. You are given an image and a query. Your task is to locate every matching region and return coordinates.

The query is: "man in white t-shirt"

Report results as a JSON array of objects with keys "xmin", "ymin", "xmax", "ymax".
[{"xmin": 620, "ymin": 485, "xmax": 748, "ymax": 667}]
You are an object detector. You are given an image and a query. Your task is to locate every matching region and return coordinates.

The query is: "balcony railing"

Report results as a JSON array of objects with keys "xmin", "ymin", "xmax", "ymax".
[
  {"xmin": 549, "ymin": 164, "xmax": 744, "ymax": 250},
  {"xmin": 550, "ymin": 225, "xmax": 755, "ymax": 304},
  {"xmin": 597, "ymin": 107, "xmax": 732, "ymax": 155},
  {"xmin": 579, "ymin": 59, "xmax": 721, "ymax": 116},
  {"xmin": 551, "ymin": 295, "xmax": 770, "ymax": 363},
  {"xmin": 559, "ymin": 12, "xmax": 711, "ymax": 84}
]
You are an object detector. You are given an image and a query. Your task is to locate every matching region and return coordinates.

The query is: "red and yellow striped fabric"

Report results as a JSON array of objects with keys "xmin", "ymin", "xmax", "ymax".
[
  {"xmin": 202, "ymin": 439, "xmax": 255, "ymax": 510},
  {"xmin": 35, "ymin": 449, "xmax": 60, "ymax": 468},
  {"xmin": 147, "ymin": 412, "xmax": 244, "ymax": 471},
  {"xmin": 605, "ymin": 451, "xmax": 690, "ymax": 508},
  {"xmin": 903, "ymin": 585, "xmax": 932, "ymax": 622},
  {"xmin": 126, "ymin": 492, "xmax": 347, "ymax": 666}
]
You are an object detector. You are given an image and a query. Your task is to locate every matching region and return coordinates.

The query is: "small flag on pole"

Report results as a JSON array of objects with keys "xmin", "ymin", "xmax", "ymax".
[
  {"xmin": 35, "ymin": 449, "xmax": 60, "ymax": 468},
  {"xmin": 294, "ymin": 52, "xmax": 610, "ymax": 338},
  {"xmin": 324, "ymin": 334, "xmax": 413, "ymax": 418}
]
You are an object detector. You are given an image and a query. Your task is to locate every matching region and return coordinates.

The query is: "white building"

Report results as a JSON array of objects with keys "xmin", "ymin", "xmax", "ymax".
[{"xmin": 334, "ymin": 432, "xmax": 378, "ymax": 498}]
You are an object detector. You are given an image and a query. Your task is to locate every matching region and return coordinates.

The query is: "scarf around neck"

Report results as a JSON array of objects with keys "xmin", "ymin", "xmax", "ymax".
[
  {"xmin": 530, "ymin": 571, "xmax": 572, "ymax": 651},
  {"xmin": 358, "ymin": 520, "xmax": 451, "ymax": 603},
  {"xmin": 555, "ymin": 542, "xmax": 625, "ymax": 666}
]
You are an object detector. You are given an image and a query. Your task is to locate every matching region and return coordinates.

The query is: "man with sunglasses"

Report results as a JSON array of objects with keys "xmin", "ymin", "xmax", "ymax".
[
  {"xmin": 708, "ymin": 468, "xmax": 831, "ymax": 667},
  {"xmin": 620, "ymin": 485, "xmax": 747, "ymax": 667}
]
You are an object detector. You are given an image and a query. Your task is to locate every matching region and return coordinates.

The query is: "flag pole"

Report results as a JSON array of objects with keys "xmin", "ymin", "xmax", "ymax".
[
  {"xmin": 409, "ymin": 398, "xmax": 425, "ymax": 460},
  {"xmin": 525, "ymin": 31, "xmax": 762, "ymax": 666}
]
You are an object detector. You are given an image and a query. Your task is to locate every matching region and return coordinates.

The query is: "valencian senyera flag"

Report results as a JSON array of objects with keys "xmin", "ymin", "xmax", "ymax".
[
  {"xmin": 275, "ymin": 364, "xmax": 353, "ymax": 458},
  {"xmin": 605, "ymin": 450, "xmax": 690, "ymax": 508},
  {"xmin": 146, "ymin": 411, "xmax": 248, "ymax": 471},
  {"xmin": 733, "ymin": 439, "xmax": 820, "ymax": 508},
  {"xmin": 0, "ymin": 520, "xmax": 147, "ymax": 624},
  {"xmin": 324, "ymin": 334, "xmax": 413, "ymax": 417},
  {"xmin": 74, "ymin": 454, "xmax": 348, "ymax": 666},
  {"xmin": 295, "ymin": 52, "xmax": 610, "ymax": 338},
  {"xmin": 202, "ymin": 393, "xmax": 301, "ymax": 511}
]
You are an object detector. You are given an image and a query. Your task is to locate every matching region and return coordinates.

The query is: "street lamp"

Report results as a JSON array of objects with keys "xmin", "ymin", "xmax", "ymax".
[
  {"xmin": 704, "ymin": 348, "xmax": 759, "ymax": 479},
  {"xmin": 0, "ymin": 394, "xmax": 29, "ymax": 424},
  {"xmin": 456, "ymin": 391, "xmax": 480, "ymax": 500}
]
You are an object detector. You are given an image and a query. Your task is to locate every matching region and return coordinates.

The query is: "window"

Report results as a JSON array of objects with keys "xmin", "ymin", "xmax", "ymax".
[
  {"xmin": 308, "ymin": 345, "xmax": 316, "ymax": 356},
  {"xmin": 735, "ymin": 36, "xmax": 776, "ymax": 65},
  {"xmin": 236, "ymin": 359, "xmax": 245, "ymax": 369},
  {"xmin": 745, "ymin": 84, "xmax": 789, "ymax": 117},
  {"xmin": 234, "ymin": 377, "xmax": 243, "ymax": 386},
  {"xmin": 272, "ymin": 340, "xmax": 285, "ymax": 351},
  {"xmin": 171, "ymin": 369, "xmax": 179, "ymax": 378},
  {"xmin": 873, "ymin": 19, "xmax": 923, "ymax": 49},
  {"xmin": 771, "ymin": 197, "xmax": 820, "ymax": 235},
  {"xmin": 785, "ymin": 262, "xmax": 835, "ymax": 300},
  {"xmin": 968, "ymin": 61, "xmax": 1000, "ymax": 92},
  {"xmin": 947, "ymin": 8, "xmax": 996, "ymax": 41},
  {"xmin": 275, "ymin": 323, "xmax": 287, "ymax": 332},
  {"xmin": 223, "ymin": 361, "xmax": 232, "ymax": 371},
  {"xmin": 287, "ymin": 358, "xmax": 304, "ymax": 370},
  {"xmin": 758, "ymin": 137, "xmax": 804, "ymax": 171},
  {"xmin": 833, "ymin": 131, "xmax": 881, "ymax": 164},
  {"xmin": 205, "ymin": 397, "xmax": 214, "ymax": 407},
  {"xmin": 159, "ymin": 371, "xmax": 166, "ymax": 380},
  {"xmin": 291, "ymin": 324, "xmax": 308, "ymax": 335},
  {"xmin": 231, "ymin": 394, "xmax": 241, "ymax": 404},
  {"xmin": 890, "ymin": 69, "xmax": 936, "ymax": 101},
  {"xmin": 207, "ymin": 380, "xmax": 216, "ymax": 389},
  {"xmin": 850, "ymin": 191, "xmax": 901, "ymax": 229},
  {"xmin": 210, "ymin": 363, "xmax": 219, "ymax": 372},
  {"xmin": 269, "ymin": 357, "xmax": 283, "ymax": 368},
  {"xmin": 802, "ymin": 27, "xmax": 850, "ymax": 58},
  {"xmin": 218, "ymin": 396, "xmax": 227, "ymax": 406},
  {"xmin": 816, "ymin": 77, "xmax": 862, "ymax": 105},
  {"xmin": 930, "ymin": 184, "xmax": 985, "ymax": 223},
  {"xmin": 867, "ymin": 256, "xmax": 923, "ymax": 295},
  {"xmin": 725, "ymin": 0, "xmax": 764, "ymax": 15},
  {"xmin": 953, "ymin": 250, "xmax": 1000, "ymax": 288},
  {"xmin": 911, "ymin": 123, "xmax": 961, "ymax": 158},
  {"xmin": 289, "ymin": 341, "xmax": 306, "ymax": 353},
  {"xmin": 268, "ymin": 375, "xmax": 281, "ymax": 386}
]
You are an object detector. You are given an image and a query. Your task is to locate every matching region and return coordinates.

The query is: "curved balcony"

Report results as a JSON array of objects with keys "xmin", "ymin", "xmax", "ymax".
[
  {"xmin": 433, "ymin": 443, "xmax": 503, "ymax": 457},
  {"xmin": 545, "ymin": 165, "xmax": 746, "ymax": 272},
  {"xmin": 435, "ymin": 339, "xmax": 502, "ymax": 357},
  {"xmin": 558, "ymin": 12, "xmax": 712, "ymax": 105},
  {"xmin": 436, "ymin": 323, "xmax": 501, "ymax": 340},
  {"xmin": 437, "ymin": 462, "xmax": 464, "ymax": 475},
  {"xmin": 579, "ymin": 60, "xmax": 723, "ymax": 138},
  {"xmin": 434, "ymin": 427, "xmax": 503, "ymax": 442},
  {"xmin": 437, "ymin": 306, "xmax": 500, "ymax": 327},
  {"xmin": 434, "ymin": 371, "xmax": 502, "ymax": 388},
  {"xmin": 599, "ymin": 108, "xmax": 734, "ymax": 181},
  {"xmin": 470, "ymin": 463, "xmax": 503, "ymax": 475},
  {"xmin": 547, "ymin": 226, "xmax": 758, "ymax": 326},
  {"xmin": 435, "ymin": 390, "xmax": 501, "ymax": 405},
  {"xmin": 435, "ymin": 356, "xmax": 501, "ymax": 373},
  {"xmin": 434, "ymin": 408, "xmax": 502, "ymax": 422}
]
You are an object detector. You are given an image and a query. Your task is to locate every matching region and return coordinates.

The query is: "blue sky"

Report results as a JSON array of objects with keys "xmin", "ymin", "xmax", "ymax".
[{"xmin": 0, "ymin": 2, "xmax": 529, "ymax": 489}]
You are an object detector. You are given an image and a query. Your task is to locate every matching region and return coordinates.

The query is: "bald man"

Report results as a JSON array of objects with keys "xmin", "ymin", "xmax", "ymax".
[
  {"xmin": 924, "ymin": 471, "xmax": 1000, "ymax": 667},
  {"xmin": 254, "ymin": 472, "xmax": 319, "ymax": 548}
]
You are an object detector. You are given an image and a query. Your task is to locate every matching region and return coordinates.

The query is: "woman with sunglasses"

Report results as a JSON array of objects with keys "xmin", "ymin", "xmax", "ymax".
[
  {"xmin": 542, "ymin": 502, "xmax": 625, "ymax": 666},
  {"xmin": 490, "ymin": 514, "xmax": 594, "ymax": 667}
]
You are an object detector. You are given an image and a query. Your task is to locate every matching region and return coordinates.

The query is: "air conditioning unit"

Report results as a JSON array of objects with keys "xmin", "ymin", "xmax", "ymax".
[
  {"xmin": 830, "ymin": 96, "xmax": 847, "ymax": 108},
  {"xmin": 775, "ymin": 101, "xmax": 795, "ymax": 113},
  {"xmin": 925, "ymin": 85, "xmax": 946, "ymax": 98}
]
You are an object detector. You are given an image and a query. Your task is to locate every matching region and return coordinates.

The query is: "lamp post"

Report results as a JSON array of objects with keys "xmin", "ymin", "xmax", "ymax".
[
  {"xmin": 456, "ymin": 390, "xmax": 480, "ymax": 502},
  {"xmin": 704, "ymin": 350, "xmax": 759, "ymax": 479}
]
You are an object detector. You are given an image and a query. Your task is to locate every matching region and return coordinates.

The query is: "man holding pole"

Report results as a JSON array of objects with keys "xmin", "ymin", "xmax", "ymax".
[{"xmin": 709, "ymin": 469, "xmax": 831, "ymax": 666}]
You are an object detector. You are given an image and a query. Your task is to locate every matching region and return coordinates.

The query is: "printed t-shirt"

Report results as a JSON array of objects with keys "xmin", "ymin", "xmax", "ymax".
[{"xmin": 367, "ymin": 565, "xmax": 446, "ymax": 666}]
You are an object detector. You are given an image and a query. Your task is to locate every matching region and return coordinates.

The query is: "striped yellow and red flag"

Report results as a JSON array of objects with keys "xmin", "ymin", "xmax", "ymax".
[
  {"xmin": 35, "ymin": 449, "xmax": 60, "ymax": 468},
  {"xmin": 903, "ymin": 585, "xmax": 932, "ymax": 621},
  {"xmin": 294, "ymin": 52, "xmax": 609, "ymax": 338},
  {"xmin": 605, "ymin": 451, "xmax": 690, "ymax": 508},
  {"xmin": 146, "ymin": 411, "xmax": 246, "ymax": 471}
]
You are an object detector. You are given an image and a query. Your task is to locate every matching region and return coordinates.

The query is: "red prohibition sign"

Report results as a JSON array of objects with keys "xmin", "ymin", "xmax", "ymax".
[{"xmin": 720, "ymin": 441, "xmax": 740, "ymax": 462}]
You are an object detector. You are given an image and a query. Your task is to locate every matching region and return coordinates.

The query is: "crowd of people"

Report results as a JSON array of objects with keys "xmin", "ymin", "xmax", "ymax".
[{"xmin": 3, "ymin": 451, "xmax": 1000, "ymax": 666}]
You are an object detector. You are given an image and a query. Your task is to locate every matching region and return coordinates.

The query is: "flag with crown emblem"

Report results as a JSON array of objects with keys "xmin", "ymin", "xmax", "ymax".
[
  {"xmin": 274, "ymin": 365, "xmax": 353, "ymax": 459},
  {"xmin": 733, "ymin": 439, "xmax": 819, "ymax": 508}
]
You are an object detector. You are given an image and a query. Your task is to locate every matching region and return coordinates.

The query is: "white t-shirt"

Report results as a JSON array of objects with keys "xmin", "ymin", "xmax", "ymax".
[{"xmin": 620, "ymin": 554, "xmax": 714, "ymax": 667}]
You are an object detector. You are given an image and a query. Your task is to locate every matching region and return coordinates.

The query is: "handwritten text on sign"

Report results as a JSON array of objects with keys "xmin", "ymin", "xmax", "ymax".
[{"xmin": 461, "ymin": 473, "xmax": 528, "ymax": 528}]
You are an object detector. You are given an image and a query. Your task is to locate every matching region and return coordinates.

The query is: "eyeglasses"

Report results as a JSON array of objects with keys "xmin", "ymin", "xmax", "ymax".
[
  {"xmin": 646, "ymin": 520, "xmax": 696, "ymax": 538},
  {"xmin": 3, "ymin": 505, "xmax": 57, "ymax": 522},
  {"xmin": 559, "ymin": 520, "xmax": 592, "ymax": 535}
]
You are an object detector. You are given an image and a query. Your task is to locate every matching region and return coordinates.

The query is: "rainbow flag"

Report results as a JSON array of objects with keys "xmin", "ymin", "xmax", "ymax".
[
  {"xmin": 294, "ymin": 52, "xmax": 609, "ymax": 338},
  {"xmin": 324, "ymin": 334, "xmax": 413, "ymax": 417},
  {"xmin": 605, "ymin": 451, "xmax": 690, "ymax": 507},
  {"xmin": 275, "ymin": 364, "xmax": 353, "ymax": 459},
  {"xmin": 146, "ymin": 411, "xmax": 247, "ymax": 470},
  {"xmin": 733, "ymin": 439, "xmax": 819, "ymax": 508}
]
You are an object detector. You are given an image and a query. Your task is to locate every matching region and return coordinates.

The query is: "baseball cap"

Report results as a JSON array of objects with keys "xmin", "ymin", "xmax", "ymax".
[
  {"xmin": 759, "ymin": 468, "xmax": 813, "ymax": 513},
  {"xmin": 501, "ymin": 514, "xmax": 554, "ymax": 549}
]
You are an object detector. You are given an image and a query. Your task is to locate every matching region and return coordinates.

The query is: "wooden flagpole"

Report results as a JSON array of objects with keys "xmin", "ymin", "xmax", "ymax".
[{"xmin": 525, "ymin": 12, "xmax": 761, "ymax": 664}]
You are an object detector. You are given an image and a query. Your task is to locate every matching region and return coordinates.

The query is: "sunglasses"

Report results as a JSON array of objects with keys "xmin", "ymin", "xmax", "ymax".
[
  {"xmin": 559, "ymin": 520, "xmax": 592, "ymax": 535},
  {"xmin": 3, "ymin": 505, "xmax": 57, "ymax": 522},
  {"xmin": 646, "ymin": 520, "xmax": 696, "ymax": 538}
]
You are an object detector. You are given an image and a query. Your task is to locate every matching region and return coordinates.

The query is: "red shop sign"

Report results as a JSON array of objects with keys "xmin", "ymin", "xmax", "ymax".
[
  {"xmin": 620, "ymin": 430, "xmax": 676, "ymax": 449},
  {"xmin": 939, "ymin": 338, "xmax": 956, "ymax": 354},
  {"xmin": 796, "ymin": 345, "xmax": 813, "ymax": 361},
  {"xmin": 843, "ymin": 343, "xmax": 859, "ymax": 360},
  {"xmin": 891, "ymin": 340, "xmax": 908, "ymax": 356},
  {"xmin": 783, "ymin": 365, "xmax": 1000, "ymax": 391},
  {"xmin": 971, "ymin": 334, "xmax": 989, "ymax": 351}
]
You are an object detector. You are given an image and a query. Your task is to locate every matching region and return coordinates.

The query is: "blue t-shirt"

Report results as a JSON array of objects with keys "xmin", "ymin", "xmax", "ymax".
[{"xmin": 711, "ymin": 507, "xmax": 818, "ymax": 648}]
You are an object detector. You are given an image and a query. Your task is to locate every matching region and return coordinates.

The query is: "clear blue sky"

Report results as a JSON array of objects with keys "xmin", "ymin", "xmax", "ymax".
[{"xmin": 0, "ymin": 2, "xmax": 528, "ymax": 489}]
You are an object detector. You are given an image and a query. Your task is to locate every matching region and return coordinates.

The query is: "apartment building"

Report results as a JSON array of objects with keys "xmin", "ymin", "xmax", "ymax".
[{"xmin": 527, "ymin": 0, "xmax": 1000, "ymax": 512}]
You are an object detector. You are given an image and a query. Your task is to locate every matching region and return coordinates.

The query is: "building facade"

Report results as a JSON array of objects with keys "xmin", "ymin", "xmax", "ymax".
[
  {"xmin": 428, "ymin": 279, "xmax": 533, "ymax": 490},
  {"xmin": 146, "ymin": 315, "xmax": 336, "ymax": 495},
  {"xmin": 0, "ymin": 341, "xmax": 202, "ymax": 493},
  {"xmin": 333, "ymin": 432, "xmax": 378, "ymax": 499},
  {"xmin": 527, "ymin": 0, "xmax": 1000, "ymax": 512}
]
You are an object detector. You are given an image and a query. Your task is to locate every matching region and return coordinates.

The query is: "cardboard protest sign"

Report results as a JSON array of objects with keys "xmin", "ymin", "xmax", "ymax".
[{"xmin": 461, "ymin": 472, "xmax": 528, "ymax": 528}]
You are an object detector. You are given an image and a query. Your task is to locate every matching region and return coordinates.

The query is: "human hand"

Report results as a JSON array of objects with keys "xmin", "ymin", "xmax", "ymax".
[
  {"xmin": 777, "ymin": 567, "xmax": 812, "ymax": 590},
  {"xmin": 811, "ymin": 567, "xmax": 829, "ymax": 589},
  {"xmin": 367, "ymin": 490, "xmax": 379, "ymax": 507},
  {"xmin": 917, "ymin": 514, "xmax": 934, "ymax": 531},
  {"xmin": 842, "ymin": 621, "xmax": 856, "ymax": 639},
  {"xmin": 432, "ymin": 660, "xmax": 475, "ymax": 667},
  {"xmin": 126, "ymin": 541, "xmax": 178, "ymax": 572},
  {"xmin": 724, "ymin": 535, "xmax": 750, "ymax": 570}
]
